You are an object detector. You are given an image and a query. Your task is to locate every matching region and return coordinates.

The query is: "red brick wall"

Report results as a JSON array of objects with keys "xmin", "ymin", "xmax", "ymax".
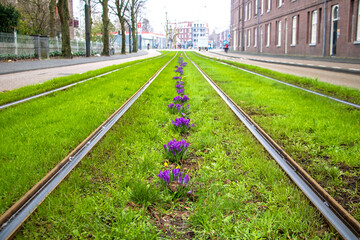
[{"xmin": 231, "ymin": 0, "xmax": 360, "ymax": 58}]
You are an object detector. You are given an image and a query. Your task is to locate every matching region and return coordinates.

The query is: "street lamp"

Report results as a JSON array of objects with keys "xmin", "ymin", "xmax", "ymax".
[{"xmin": 85, "ymin": 0, "xmax": 90, "ymax": 57}]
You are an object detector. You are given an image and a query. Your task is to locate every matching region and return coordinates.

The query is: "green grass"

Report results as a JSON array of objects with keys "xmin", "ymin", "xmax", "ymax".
[
  {"xmin": 0, "ymin": 52, "xmax": 168, "ymax": 106},
  {"xmin": 0, "ymin": 52, "xmax": 176, "ymax": 215},
  {"xmin": 195, "ymin": 52, "xmax": 360, "ymax": 106},
  {"xmin": 187, "ymin": 51, "xmax": 360, "ymax": 222},
  {"xmin": 16, "ymin": 52, "xmax": 338, "ymax": 239}
]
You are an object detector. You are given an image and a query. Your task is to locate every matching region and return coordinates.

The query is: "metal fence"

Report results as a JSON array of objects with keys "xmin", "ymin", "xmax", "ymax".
[{"xmin": 0, "ymin": 32, "xmax": 116, "ymax": 59}]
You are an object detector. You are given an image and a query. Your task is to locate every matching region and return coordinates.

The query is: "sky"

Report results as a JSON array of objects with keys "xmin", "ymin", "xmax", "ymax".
[{"xmin": 142, "ymin": 0, "xmax": 231, "ymax": 34}]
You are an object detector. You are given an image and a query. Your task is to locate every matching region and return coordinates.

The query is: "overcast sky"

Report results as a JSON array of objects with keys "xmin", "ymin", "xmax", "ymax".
[{"xmin": 142, "ymin": 0, "xmax": 231, "ymax": 34}]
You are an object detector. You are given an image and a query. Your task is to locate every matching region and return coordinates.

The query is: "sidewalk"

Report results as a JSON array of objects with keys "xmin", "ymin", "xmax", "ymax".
[
  {"xmin": 0, "ymin": 50, "xmax": 149, "ymax": 75},
  {"xmin": 210, "ymin": 50, "xmax": 360, "ymax": 75},
  {"xmin": 0, "ymin": 50, "xmax": 161, "ymax": 91}
]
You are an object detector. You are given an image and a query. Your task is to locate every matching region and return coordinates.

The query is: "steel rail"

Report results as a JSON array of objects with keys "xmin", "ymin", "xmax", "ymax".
[
  {"xmin": 0, "ymin": 52, "xmax": 168, "ymax": 111},
  {"xmin": 185, "ymin": 52, "xmax": 360, "ymax": 240},
  {"xmin": 194, "ymin": 52, "xmax": 360, "ymax": 109},
  {"xmin": 0, "ymin": 53, "xmax": 177, "ymax": 240}
]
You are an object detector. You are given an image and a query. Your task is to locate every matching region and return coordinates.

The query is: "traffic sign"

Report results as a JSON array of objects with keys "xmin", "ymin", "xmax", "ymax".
[{"xmin": 137, "ymin": 22, "xmax": 141, "ymax": 28}]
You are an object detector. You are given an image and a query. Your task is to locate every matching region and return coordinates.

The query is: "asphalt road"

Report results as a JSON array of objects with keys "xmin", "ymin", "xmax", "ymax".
[
  {"xmin": 0, "ymin": 50, "xmax": 160, "ymax": 91},
  {"xmin": 201, "ymin": 50, "xmax": 360, "ymax": 90}
]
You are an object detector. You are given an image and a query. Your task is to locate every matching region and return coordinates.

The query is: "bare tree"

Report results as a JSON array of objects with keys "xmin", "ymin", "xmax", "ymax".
[
  {"xmin": 129, "ymin": 0, "xmax": 146, "ymax": 52},
  {"xmin": 113, "ymin": 0, "xmax": 129, "ymax": 54},
  {"xmin": 16, "ymin": 0, "xmax": 50, "ymax": 35},
  {"xmin": 164, "ymin": 13, "xmax": 178, "ymax": 49},
  {"xmin": 49, "ymin": 0, "xmax": 56, "ymax": 37},
  {"xmin": 98, "ymin": 0, "xmax": 110, "ymax": 56},
  {"xmin": 57, "ymin": 0, "xmax": 72, "ymax": 58}
]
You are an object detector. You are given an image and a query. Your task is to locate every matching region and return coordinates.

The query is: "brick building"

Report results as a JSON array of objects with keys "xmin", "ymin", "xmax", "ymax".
[{"xmin": 231, "ymin": 0, "xmax": 360, "ymax": 58}]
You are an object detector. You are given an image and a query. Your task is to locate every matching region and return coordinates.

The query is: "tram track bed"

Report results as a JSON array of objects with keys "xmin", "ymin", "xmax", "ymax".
[
  {"xmin": 187, "ymin": 52, "xmax": 360, "ymax": 224},
  {"xmin": 0, "ymin": 52, "xmax": 175, "ymax": 217},
  {"xmin": 8, "ymin": 53, "xmax": 341, "ymax": 239},
  {"xmin": 197, "ymin": 52, "xmax": 360, "ymax": 106},
  {"xmin": 0, "ymin": 52, "xmax": 167, "ymax": 107}
]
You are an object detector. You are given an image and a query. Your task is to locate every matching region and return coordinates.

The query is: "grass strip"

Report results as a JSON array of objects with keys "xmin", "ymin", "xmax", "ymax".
[
  {"xmin": 0, "ymin": 52, "xmax": 167, "ymax": 106},
  {"xmin": 0, "ymin": 52, "xmax": 175, "ymax": 215},
  {"xmin": 187, "ymin": 51, "xmax": 360, "ymax": 222},
  {"xmin": 195, "ymin": 52, "xmax": 360, "ymax": 106},
  {"xmin": 16, "ymin": 53, "xmax": 338, "ymax": 239}
]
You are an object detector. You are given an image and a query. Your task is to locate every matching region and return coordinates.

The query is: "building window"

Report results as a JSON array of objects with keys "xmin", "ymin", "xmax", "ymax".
[
  {"xmin": 278, "ymin": 0, "xmax": 283, "ymax": 8},
  {"xmin": 357, "ymin": 1, "xmax": 360, "ymax": 41},
  {"xmin": 261, "ymin": 0, "xmax": 264, "ymax": 15},
  {"xmin": 266, "ymin": 23, "xmax": 270, "ymax": 46},
  {"xmin": 291, "ymin": 16, "xmax": 297, "ymax": 45},
  {"xmin": 277, "ymin": 20, "xmax": 282, "ymax": 46},
  {"xmin": 267, "ymin": 0, "xmax": 271, "ymax": 12},
  {"xmin": 255, "ymin": 0, "xmax": 258, "ymax": 16},
  {"xmin": 311, "ymin": 10, "xmax": 318, "ymax": 45},
  {"xmin": 249, "ymin": 2, "xmax": 251, "ymax": 20},
  {"xmin": 245, "ymin": 4, "xmax": 248, "ymax": 21},
  {"xmin": 248, "ymin": 29, "xmax": 251, "ymax": 47},
  {"xmin": 254, "ymin": 28, "xmax": 257, "ymax": 47}
]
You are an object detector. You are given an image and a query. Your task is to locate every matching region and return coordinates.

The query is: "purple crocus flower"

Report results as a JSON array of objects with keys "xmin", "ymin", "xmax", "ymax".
[
  {"xmin": 173, "ymin": 76, "xmax": 180, "ymax": 79},
  {"xmin": 182, "ymin": 174, "xmax": 189, "ymax": 184},
  {"xmin": 172, "ymin": 168, "xmax": 181, "ymax": 180},
  {"xmin": 163, "ymin": 170, "xmax": 170, "ymax": 183}
]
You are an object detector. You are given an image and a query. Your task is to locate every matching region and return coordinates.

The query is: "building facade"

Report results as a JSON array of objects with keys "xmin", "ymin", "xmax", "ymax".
[
  {"xmin": 231, "ymin": 0, "xmax": 360, "ymax": 58},
  {"xmin": 168, "ymin": 21, "xmax": 209, "ymax": 48}
]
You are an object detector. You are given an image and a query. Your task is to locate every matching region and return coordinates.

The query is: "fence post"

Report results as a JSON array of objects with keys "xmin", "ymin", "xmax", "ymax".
[
  {"xmin": 32, "ymin": 35, "xmax": 41, "ymax": 59},
  {"xmin": 14, "ymin": 30, "xmax": 18, "ymax": 55}
]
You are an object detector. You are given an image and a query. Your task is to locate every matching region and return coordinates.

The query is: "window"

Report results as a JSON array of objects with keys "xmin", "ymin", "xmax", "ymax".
[
  {"xmin": 311, "ymin": 10, "xmax": 317, "ymax": 45},
  {"xmin": 249, "ymin": 2, "xmax": 251, "ymax": 20},
  {"xmin": 255, "ymin": 0, "xmax": 258, "ymax": 16},
  {"xmin": 291, "ymin": 16, "xmax": 297, "ymax": 45},
  {"xmin": 278, "ymin": 0, "xmax": 283, "ymax": 8},
  {"xmin": 267, "ymin": 0, "xmax": 271, "ymax": 12},
  {"xmin": 245, "ymin": 4, "xmax": 248, "ymax": 21},
  {"xmin": 357, "ymin": 1, "xmax": 360, "ymax": 41},
  {"xmin": 247, "ymin": 29, "xmax": 251, "ymax": 47},
  {"xmin": 254, "ymin": 28, "xmax": 257, "ymax": 47},
  {"xmin": 261, "ymin": 0, "xmax": 264, "ymax": 15},
  {"xmin": 277, "ymin": 21, "xmax": 282, "ymax": 46},
  {"xmin": 266, "ymin": 23, "xmax": 270, "ymax": 46}
]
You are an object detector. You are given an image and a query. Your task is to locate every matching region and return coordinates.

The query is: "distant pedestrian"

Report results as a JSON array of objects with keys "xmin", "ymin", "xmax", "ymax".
[
  {"xmin": 147, "ymin": 43, "xmax": 150, "ymax": 50},
  {"xmin": 224, "ymin": 44, "xmax": 229, "ymax": 53}
]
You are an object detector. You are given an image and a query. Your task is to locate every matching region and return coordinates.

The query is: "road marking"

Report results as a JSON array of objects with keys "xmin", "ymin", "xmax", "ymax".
[{"xmin": 349, "ymin": 68, "xmax": 360, "ymax": 71}]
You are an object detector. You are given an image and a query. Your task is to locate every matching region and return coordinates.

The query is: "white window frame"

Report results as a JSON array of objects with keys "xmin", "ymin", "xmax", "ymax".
[
  {"xmin": 247, "ymin": 29, "xmax": 251, "ymax": 47},
  {"xmin": 267, "ymin": 0, "xmax": 271, "ymax": 12},
  {"xmin": 254, "ymin": 28, "xmax": 257, "ymax": 47},
  {"xmin": 291, "ymin": 16, "xmax": 297, "ymax": 45},
  {"xmin": 261, "ymin": 0, "xmax": 264, "ymax": 15},
  {"xmin": 249, "ymin": 2, "xmax": 251, "ymax": 20},
  {"xmin": 277, "ymin": 21, "xmax": 282, "ymax": 46},
  {"xmin": 245, "ymin": 4, "xmax": 248, "ymax": 21},
  {"xmin": 255, "ymin": 0, "xmax": 258, "ymax": 16},
  {"xmin": 280, "ymin": 0, "xmax": 284, "ymax": 7},
  {"xmin": 357, "ymin": 1, "xmax": 360, "ymax": 41},
  {"xmin": 266, "ymin": 23, "xmax": 270, "ymax": 47},
  {"xmin": 310, "ymin": 10, "xmax": 318, "ymax": 45}
]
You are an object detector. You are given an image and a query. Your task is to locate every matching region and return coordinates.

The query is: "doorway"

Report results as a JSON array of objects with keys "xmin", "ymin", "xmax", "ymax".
[{"xmin": 330, "ymin": 5, "xmax": 339, "ymax": 56}]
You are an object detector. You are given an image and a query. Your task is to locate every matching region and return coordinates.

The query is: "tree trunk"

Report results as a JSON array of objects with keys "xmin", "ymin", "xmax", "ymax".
[
  {"xmin": 101, "ymin": 0, "xmax": 110, "ymax": 56},
  {"xmin": 57, "ymin": 0, "xmax": 72, "ymax": 58},
  {"xmin": 49, "ymin": 0, "xmax": 56, "ymax": 37},
  {"xmin": 120, "ymin": 19, "xmax": 126, "ymax": 54},
  {"xmin": 131, "ymin": 0, "xmax": 137, "ymax": 52}
]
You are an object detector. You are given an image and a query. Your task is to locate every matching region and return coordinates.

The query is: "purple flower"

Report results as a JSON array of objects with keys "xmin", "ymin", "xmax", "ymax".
[
  {"xmin": 182, "ymin": 174, "xmax": 189, "ymax": 184},
  {"xmin": 164, "ymin": 139, "xmax": 189, "ymax": 163},
  {"xmin": 163, "ymin": 170, "xmax": 170, "ymax": 183},
  {"xmin": 172, "ymin": 168, "xmax": 181, "ymax": 180},
  {"xmin": 173, "ymin": 76, "xmax": 180, "ymax": 79}
]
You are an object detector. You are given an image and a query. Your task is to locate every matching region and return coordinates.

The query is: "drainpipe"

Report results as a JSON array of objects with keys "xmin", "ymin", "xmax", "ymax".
[
  {"xmin": 242, "ymin": 0, "xmax": 245, "ymax": 51},
  {"xmin": 257, "ymin": 0, "xmax": 260, "ymax": 54},
  {"xmin": 322, "ymin": 0, "xmax": 327, "ymax": 57}
]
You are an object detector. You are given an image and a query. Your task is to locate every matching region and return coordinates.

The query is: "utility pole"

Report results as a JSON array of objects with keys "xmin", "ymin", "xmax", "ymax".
[
  {"xmin": 85, "ymin": 0, "xmax": 91, "ymax": 57},
  {"xmin": 322, "ymin": 0, "xmax": 327, "ymax": 57}
]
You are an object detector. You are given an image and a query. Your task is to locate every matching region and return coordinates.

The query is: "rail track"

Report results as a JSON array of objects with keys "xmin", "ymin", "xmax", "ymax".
[
  {"xmin": 194, "ymin": 52, "xmax": 360, "ymax": 109},
  {"xmin": 0, "ymin": 52, "xmax": 168, "ymax": 111},
  {"xmin": 185, "ymin": 52, "xmax": 360, "ymax": 240},
  {"xmin": 0, "ymin": 53, "xmax": 177, "ymax": 240}
]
